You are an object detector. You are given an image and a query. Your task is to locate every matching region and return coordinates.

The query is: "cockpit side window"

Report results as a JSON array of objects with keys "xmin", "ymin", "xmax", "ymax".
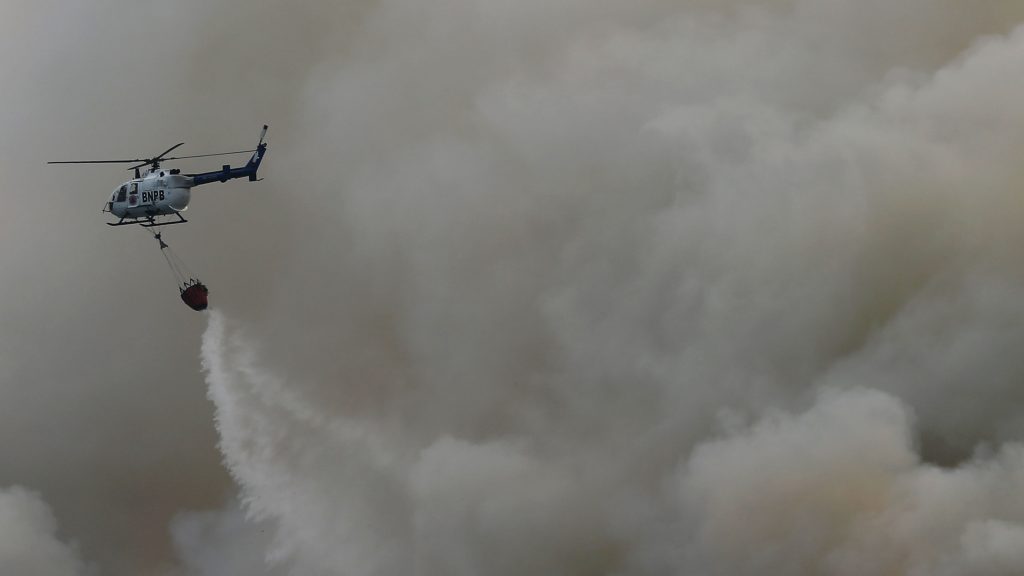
[{"xmin": 116, "ymin": 186, "xmax": 127, "ymax": 202}]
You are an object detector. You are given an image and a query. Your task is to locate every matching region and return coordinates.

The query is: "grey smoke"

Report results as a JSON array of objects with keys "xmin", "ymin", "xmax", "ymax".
[
  {"xmin": 680, "ymin": 388, "xmax": 1024, "ymax": 576},
  {"xmin": 3, "ymin": 1, "xmax": 1024, "ymax": 575},
  {"xmin": 169, "ymin": 498, "xmax": 282, "ymax": 576},
  {"xmin": 0, "ymin": 487, "xmax": 88, "ymax": 576}
]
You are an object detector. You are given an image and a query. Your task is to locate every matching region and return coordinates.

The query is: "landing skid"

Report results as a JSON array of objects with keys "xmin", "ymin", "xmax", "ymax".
[{"xmin": 108, "ymin": 213, "xmax": 188, "ymax": 228}]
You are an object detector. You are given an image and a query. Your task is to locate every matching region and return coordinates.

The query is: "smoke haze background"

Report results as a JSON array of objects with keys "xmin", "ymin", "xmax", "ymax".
[{"xmin": 4, "ymin": 0, "xmax": 1024, "ymax": 574}]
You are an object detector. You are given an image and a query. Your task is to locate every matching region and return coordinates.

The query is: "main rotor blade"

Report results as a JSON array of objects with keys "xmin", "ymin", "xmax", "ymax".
[
  {"xmin": 49, "ymin": 140, "xmax": 184, "ymax": 166},
  {"xmin": 162, "ymin": 149, "xmax": 257, "ymax": 161},
  {"xmin": 48, "ymin": 159, "xmax": 146, "ymax": 164},
  {"xmin": 153, "ymin": 142, "xmax": 185, "ymax": 161},
  {"xmin": 49, "ymin": 144, "xmax": 252, "ymax": 169}
]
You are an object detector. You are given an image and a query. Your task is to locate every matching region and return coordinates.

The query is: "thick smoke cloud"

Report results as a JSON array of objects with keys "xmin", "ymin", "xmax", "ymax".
[
  {"xmin": 4, "ymin": 0, "xmax": 1024, "ymax": 574},
  {"xmin": 169, "ymin": 499, "xmax": 282, "ymax": 576},
  {"xmin": 681, "ymin": 388, "xmax": 1024, "ymax": 576},
  {"xmin": 0, "ymin": 487, "xmax": 88, "ymax": 576},
  {"xmin": 198, "ymin": 2, "xmax": 1024, "ymax": 575}
]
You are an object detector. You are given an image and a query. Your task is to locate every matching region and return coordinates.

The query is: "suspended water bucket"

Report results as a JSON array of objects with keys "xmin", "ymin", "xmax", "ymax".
[
  {"xmin": 180, "ymin": 280, "xmax": 209, "ymax": 311},
  {"xmin": 150, "ymin": 231, "xmax": 209, "ymax": 311}
]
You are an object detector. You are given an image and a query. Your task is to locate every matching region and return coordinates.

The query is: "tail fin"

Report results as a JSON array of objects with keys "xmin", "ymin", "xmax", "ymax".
[{"xmin": 245, "ymin": 124, "xmax": 269, "ymax": 181}]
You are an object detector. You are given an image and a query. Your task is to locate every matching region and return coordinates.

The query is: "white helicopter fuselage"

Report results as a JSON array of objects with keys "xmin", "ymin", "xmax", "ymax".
[
  {"xmin": 63, "ymin": 124, "xmax": 270, "ymax": 227},
  {"xmin": 107, "ymin": 169, "xmax": 192, "ymax": 219}
]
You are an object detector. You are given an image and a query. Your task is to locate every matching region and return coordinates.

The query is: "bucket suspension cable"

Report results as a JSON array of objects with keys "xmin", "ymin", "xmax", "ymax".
[{"xmin": 146, "ymin": 229, "xmax": 195, "ymax": 289}]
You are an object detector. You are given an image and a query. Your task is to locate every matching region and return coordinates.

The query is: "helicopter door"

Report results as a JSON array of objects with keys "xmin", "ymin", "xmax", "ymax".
[{"xmin": 128, "ymin": 183, "xmax": 139, "ymax": 207}]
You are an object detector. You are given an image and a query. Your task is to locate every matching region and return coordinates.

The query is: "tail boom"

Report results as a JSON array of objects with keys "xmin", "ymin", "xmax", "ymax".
[{"xmin": 189, "ymin": 125, "xmax": 268, "ymax": 187}]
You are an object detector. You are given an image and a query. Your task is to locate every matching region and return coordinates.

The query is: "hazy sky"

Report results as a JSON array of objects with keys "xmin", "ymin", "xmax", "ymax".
[{"xmin": 4, "ymin": 1, "xmax": 1024, "ymax": 575}]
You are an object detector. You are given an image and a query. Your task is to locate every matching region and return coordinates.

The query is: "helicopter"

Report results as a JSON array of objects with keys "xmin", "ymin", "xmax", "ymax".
[
  {"xmin": 49, "ymin": 125, "xmax": 268, "ymax": 228},
  {"xmin": 49, "ymin": 125, "xmax": 269, "ymax": 311}
]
